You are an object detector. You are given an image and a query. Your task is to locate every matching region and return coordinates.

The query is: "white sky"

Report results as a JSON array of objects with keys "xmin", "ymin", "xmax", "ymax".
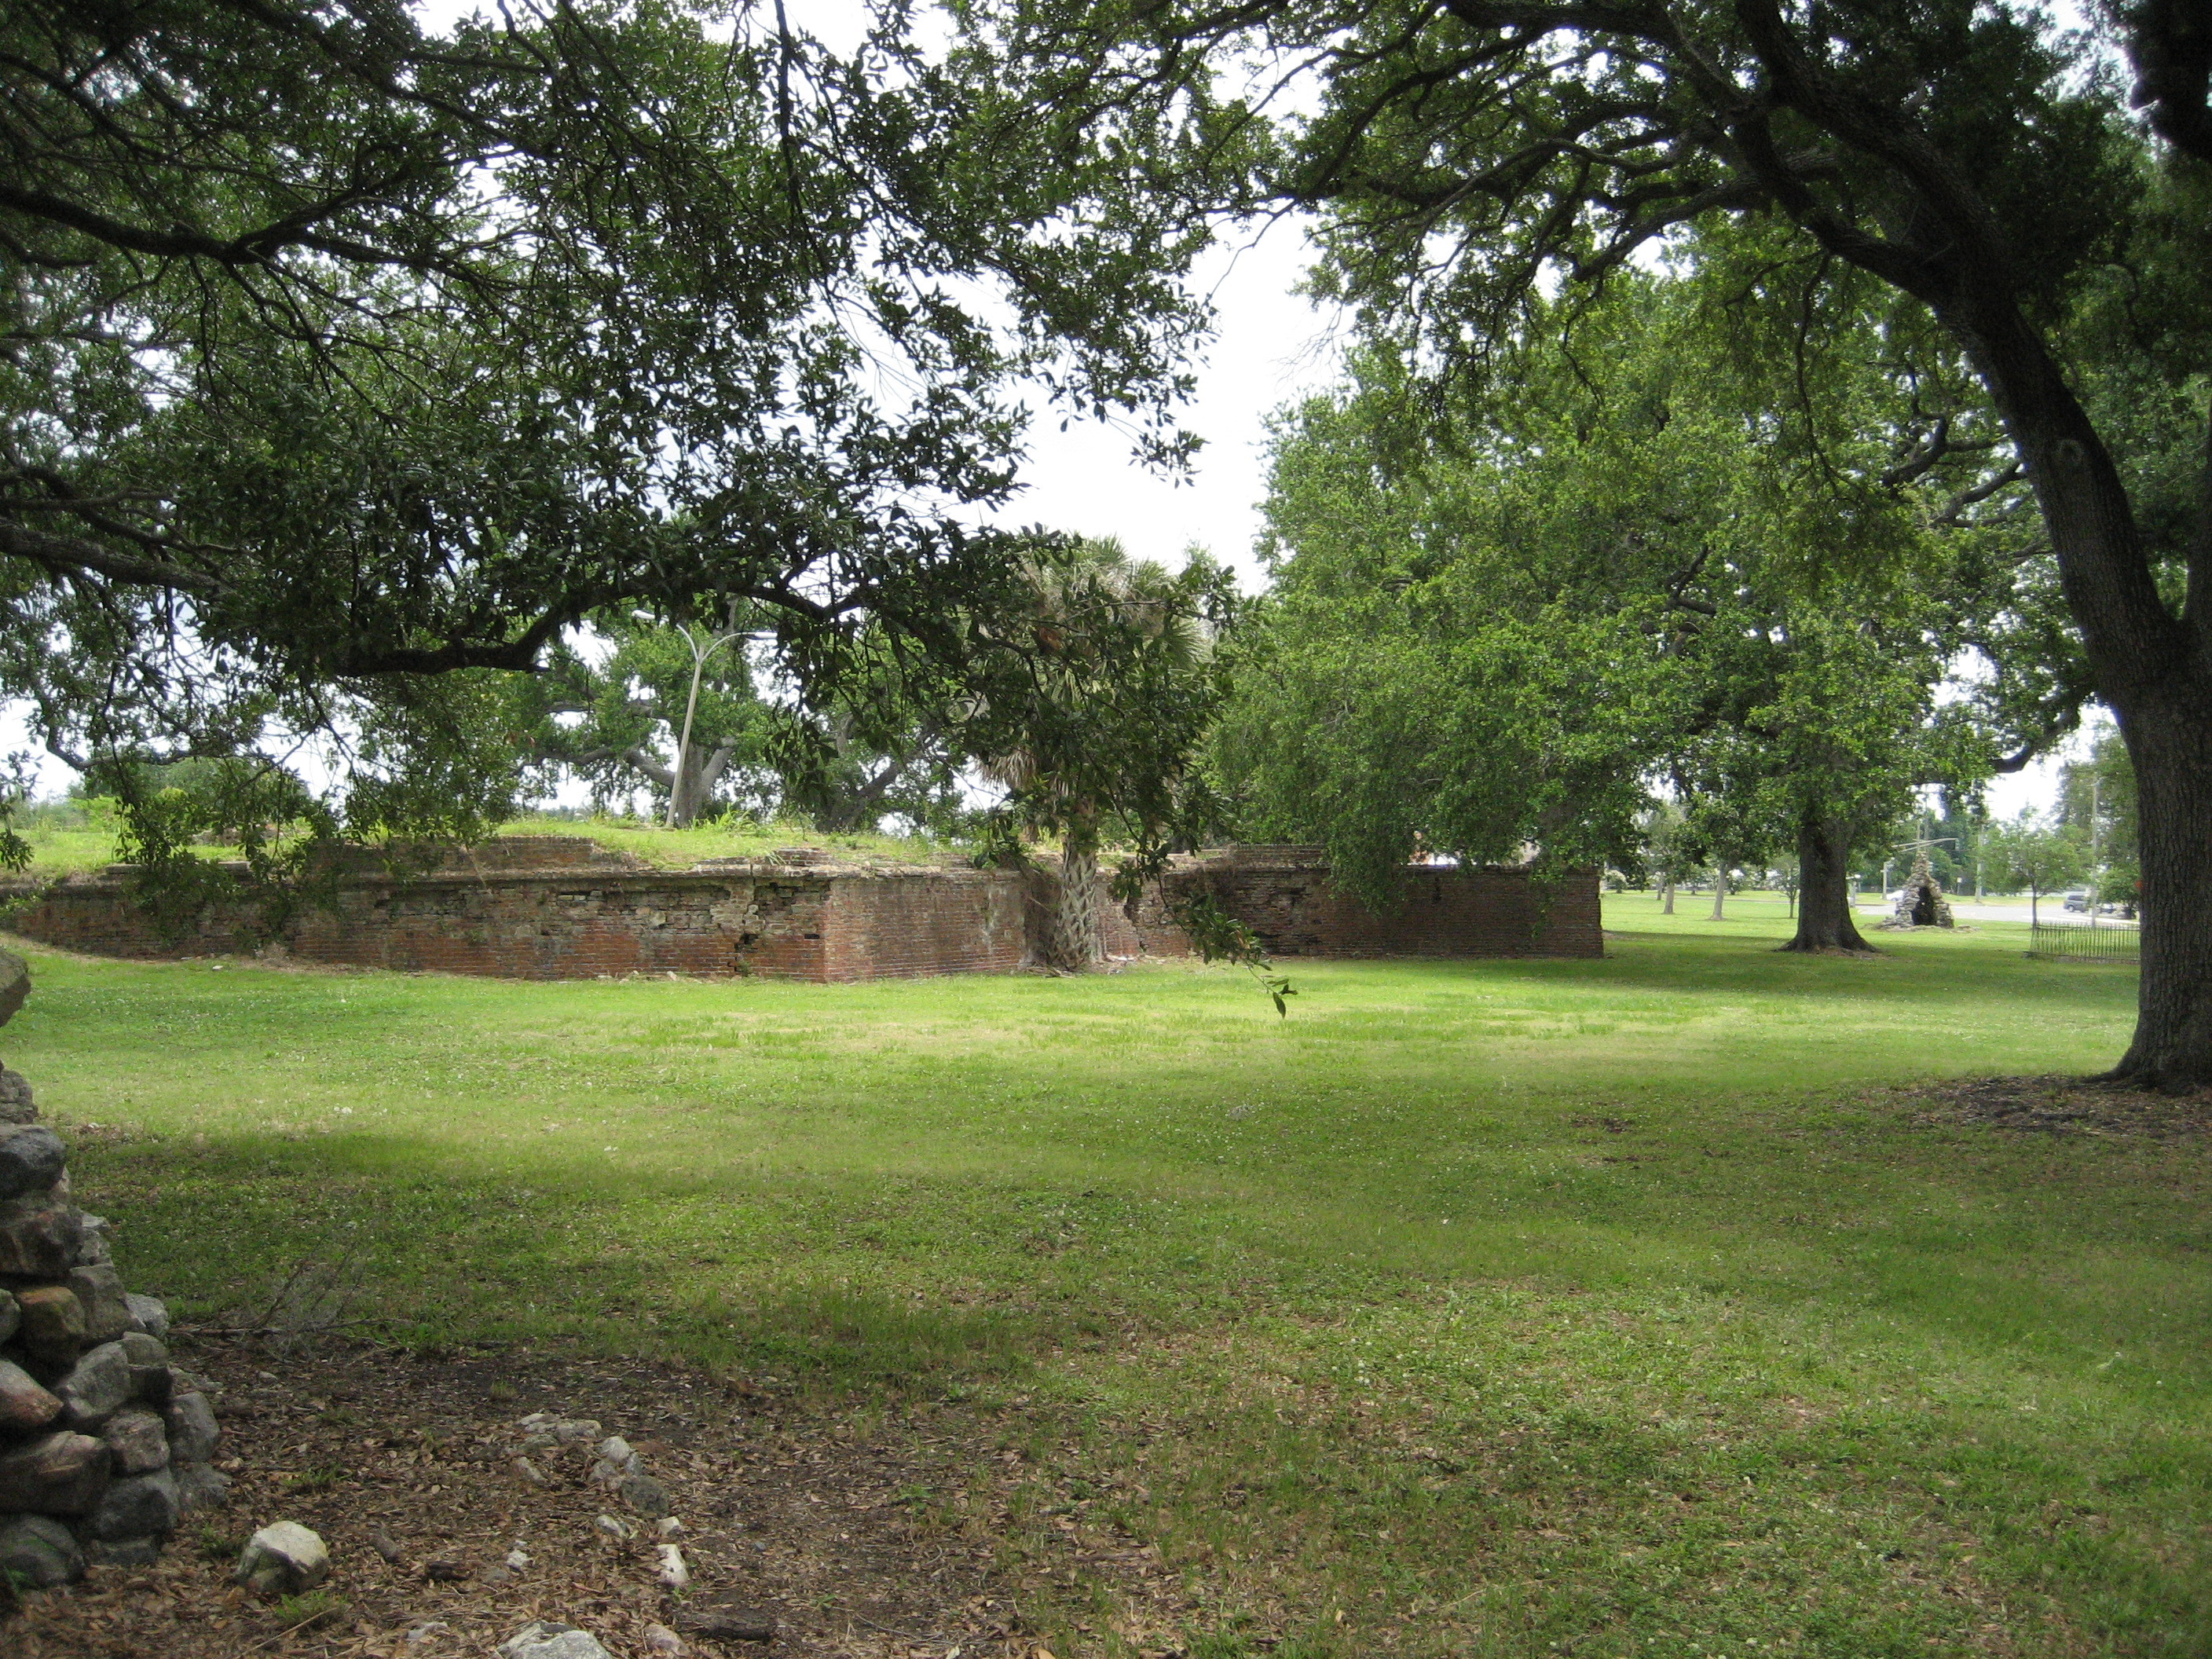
[{"xmin": 983, "ymin": 218, "xmax": 1341, "ymax": 585}]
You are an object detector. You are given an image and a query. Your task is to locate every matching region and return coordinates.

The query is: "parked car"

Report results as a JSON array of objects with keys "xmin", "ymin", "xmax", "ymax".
[{"xmin": 2062, "ymin": 890, "xmax": 2090, "ymax": 912}]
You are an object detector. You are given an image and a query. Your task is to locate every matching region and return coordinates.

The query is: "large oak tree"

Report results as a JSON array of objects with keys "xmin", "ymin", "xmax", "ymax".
[
  {"xmin": 0, "ymin": 0, "xmax": 1218, "ymax": 862},
  {"xmin": 980, "ymin": 0, "xmax": 2212, "ymax": 1082}
]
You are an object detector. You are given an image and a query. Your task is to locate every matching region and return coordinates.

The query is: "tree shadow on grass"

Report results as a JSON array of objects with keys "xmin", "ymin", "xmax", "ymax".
[{"xmin": 64, "ymin": 1126, "xmax": 1068, "ymax": 1397}]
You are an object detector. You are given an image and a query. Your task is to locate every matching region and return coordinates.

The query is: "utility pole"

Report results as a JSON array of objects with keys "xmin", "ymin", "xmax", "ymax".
[{"xmin": 2089, "ymin": 771, "xmax": 2102, "ymax": 932}]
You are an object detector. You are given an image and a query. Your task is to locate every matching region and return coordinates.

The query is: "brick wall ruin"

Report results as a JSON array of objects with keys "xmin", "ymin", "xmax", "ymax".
[
  {"xmin": 1141, "ymin": 846, "xmax": 1602, "ymax": 961},
  {"xmin": 0, "ymin": 841, "xmax": 1026, "ymax": 983},
  {"xmin": 0, "ymin": 840, "xmax": 1599, "ymax": 980}
]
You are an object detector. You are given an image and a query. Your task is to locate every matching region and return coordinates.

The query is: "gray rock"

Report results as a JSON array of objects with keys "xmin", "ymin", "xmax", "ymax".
[
  {"xmin": 0, "ymin": 1285, "xmax": 16, "ymax": 1344},
  {"xmin": 588, "ymin": 1456, "xmax": 628, "ymax": 1489},
  {"xmin": 236, "ymin": 1521, "xmax": 328, "ymax": 1595},
  {"xmin": 0, "ymin": 1123, "xmax": 64, "ymax": 1201},
  {"xmin": 0, "ymin": 1513, "xmax": 84, "ymax": 1588},
  {"xmin": 173, "ymin": 1462, "xmax": 232, "ymax": 1514},
  {"xmin": 123, "ymin": 1292, "xmax": 170, "ymax": 1339},
  {"xmin": 497, "ymin": 1622, "xmax": 616, "ymax": 1659},
  {"xmin": 654, "ymin": 1541, "xmax": 688, "ymax": 1588},
  {"xmin": 56, "ymin": 1341, "xmax": 134, "ymax": 1430},
  {"xmin": 594, "ymin": 1435, "xmax": 640, "ymax": 1472},
  {"xmin": 11, "ymin": 1283, "xmax": 84, "ymax": 1364},
  {"xmin": 0, "ymin": 1430, "xmax": 110, "ymax": 1514},
  {"xmin": 84, "ymin": 1534, "xmax": 163, "ymax": 1567},
  {"xmin": 119, "ymin": 1331, "xmax": 172, "ymax": 1404},
  {"xmin": 0, "ymin": 1357, "xmax": 64, "ymax": 1432},
  {"xmin": 0, "ymin": 1197, "xmax": 82, "ymax": 1278},
  {"xmin": 103, "ymin": 1407, "xmax": 170, "ymax": 1474},
  {"xmin": 68, "ymin": 1263, "xmax": 131, "ymax": 1342},
  {"xmin": 0, "ymin": 948, "xmax": 28, "ymax": 1029},
  {"xmin": 88, "ymin": 1468, "xmax": 179, "ymax": 1540},
  {"xmin": 618, "ymin": 1471, "xmax": 672, "ymax": 1518},
  {"xmin": 0, "ymin": 1062, "xmax": 35, "ymax": 1125},
  {"xmin": 163, "ymin": 1393, "xmax": 220, "ymax": 1464},
  {"xmin": 72, "ymin": 1212, "xmax": 112, "ymax": 1267}
]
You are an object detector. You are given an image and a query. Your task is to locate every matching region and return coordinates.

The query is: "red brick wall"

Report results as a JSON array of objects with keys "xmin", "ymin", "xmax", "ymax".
[
  {"xmin": 0, "ymin": 853, "xmax": 1032, "ymax": 983},
  {"xmin": 1133, "ymin": 848, "xmax": 1601, "ymax": 959},
  {"xmin": 0, "ymin": 841, "xmax": 1599, "ymax": 978},
  {"xmin": 822, "ymin": 872, "xmax": 1027, "ymax": 982}
]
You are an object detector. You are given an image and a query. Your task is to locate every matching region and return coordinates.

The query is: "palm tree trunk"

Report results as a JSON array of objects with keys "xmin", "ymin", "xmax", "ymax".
[{"xmin": 1047, "ymin": 822, "xmax": 1105, "ymax": 971}]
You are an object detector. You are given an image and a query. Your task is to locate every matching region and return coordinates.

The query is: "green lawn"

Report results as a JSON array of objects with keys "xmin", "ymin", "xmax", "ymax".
[{"xmin": 8, "ymin": 904, "xmax": 2202, "ymax": 1657}]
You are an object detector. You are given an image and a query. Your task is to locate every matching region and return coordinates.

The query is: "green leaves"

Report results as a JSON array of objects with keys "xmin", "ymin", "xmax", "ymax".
[
  {"xmin": 1218, "ymin": 274, "xmax": 2036, "ymax": 906},
  {"xmin": 1, "ymin": 0, "xmax": 1225, "ymax": 861},
  {"xmin": 966, "ymin": 535, "xmax": 1242, "ymax": 859}
]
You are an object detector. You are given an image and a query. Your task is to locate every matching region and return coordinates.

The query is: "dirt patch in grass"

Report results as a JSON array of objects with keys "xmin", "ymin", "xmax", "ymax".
[
  {"xmin": 1900, "ymin": 1074, "xmax": 2212, "ymax": 1139},
  {"xmin": 6, "ymin": 1337, "xmax": 1188, "ymax": 1659}
]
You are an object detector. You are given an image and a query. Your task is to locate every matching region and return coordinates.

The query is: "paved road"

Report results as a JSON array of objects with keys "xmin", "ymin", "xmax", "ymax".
[{"xmin": 1854, "ymin": 899, "xmax": 2136, "ymax": 927}]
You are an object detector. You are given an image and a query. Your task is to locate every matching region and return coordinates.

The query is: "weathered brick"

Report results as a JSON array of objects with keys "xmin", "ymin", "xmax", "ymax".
[
  {"xmin": 0, "ymin": 837, "xmax": 1599, "ymax": 981},
  {"xmin": 1138, "ymin": 848, "xmax": 1602, "ymax": 961}
]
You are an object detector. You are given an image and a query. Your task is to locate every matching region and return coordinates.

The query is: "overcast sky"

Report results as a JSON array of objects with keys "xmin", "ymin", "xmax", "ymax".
[{"xmin": 979, "ymin": 218, "xmax": 1344, "ymax": 585}]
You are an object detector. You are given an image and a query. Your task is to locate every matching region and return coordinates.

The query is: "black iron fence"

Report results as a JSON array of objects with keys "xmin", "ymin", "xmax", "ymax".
[{"xmin": 2029, "ymin": 920, "xmax": 2141, "ymax": 962}]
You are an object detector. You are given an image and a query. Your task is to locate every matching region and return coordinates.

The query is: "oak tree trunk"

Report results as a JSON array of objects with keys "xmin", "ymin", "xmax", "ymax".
[
  {"xmin": 1995, "ymin": 370, "xmax": 2212, "ymax": 1084},
  {"xmin": 1661, "ymin": 878, "xmax": 1675, "ymax": 914},
  {"xmin": 2104, "ymin": 683, "xmax": 2212, "ymax": 1083},
  {"xmin": 669, "ymin": 755, "xmax": 711, "ymax": 829},
  {"xmin": 1782, "ymin": 815, "xmax": 1875, "ymax": 954},
  {"xmin": 1708, "ymin": 879, "xmax": 1724, "ymax": 921}
]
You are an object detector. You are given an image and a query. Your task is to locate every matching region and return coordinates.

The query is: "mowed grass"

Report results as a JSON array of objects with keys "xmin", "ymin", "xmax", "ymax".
[{"xmin": 6, "ymin": 897, "xmax": 2203, "ymax": 1657}]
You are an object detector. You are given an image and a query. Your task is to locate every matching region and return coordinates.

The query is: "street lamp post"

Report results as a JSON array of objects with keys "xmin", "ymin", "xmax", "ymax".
[{"xmin": 666, "ymin": 622, "xmax": 749, "ymax": 830}]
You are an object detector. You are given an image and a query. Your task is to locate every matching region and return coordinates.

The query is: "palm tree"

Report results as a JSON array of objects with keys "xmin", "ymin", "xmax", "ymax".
[{"xmin": 980, "ymin": 537, "xmax": 1213, "ymax": 971}]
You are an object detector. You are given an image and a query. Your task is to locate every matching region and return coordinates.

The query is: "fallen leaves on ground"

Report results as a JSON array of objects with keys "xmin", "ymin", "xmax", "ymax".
[{"xmin": 7, "ymin": 1338, "xmax": 1193, "ymax": 1659}]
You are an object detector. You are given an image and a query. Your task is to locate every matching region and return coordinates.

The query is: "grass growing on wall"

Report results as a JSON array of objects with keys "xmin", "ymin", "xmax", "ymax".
[
  {"xmin": 495, "ymin": 811, "xmax": 962, "ymax": 867},
  {"xmin": 9, "ymin": 909, "xmax": 2201, "ymax": 1657},
  {"xmin": 5, "ymin": 809, "xmax": 961, "ymax": 876}
]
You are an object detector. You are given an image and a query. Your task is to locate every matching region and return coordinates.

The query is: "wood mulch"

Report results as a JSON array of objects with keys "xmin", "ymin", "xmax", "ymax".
[
  {"xmin": 1898, "ymin": 1074, "xmax": 2212, "ymax": 1141},
  {"xmin": 5, "ymin": 1338, "xmax": 1193, "ymax": 1659}
]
